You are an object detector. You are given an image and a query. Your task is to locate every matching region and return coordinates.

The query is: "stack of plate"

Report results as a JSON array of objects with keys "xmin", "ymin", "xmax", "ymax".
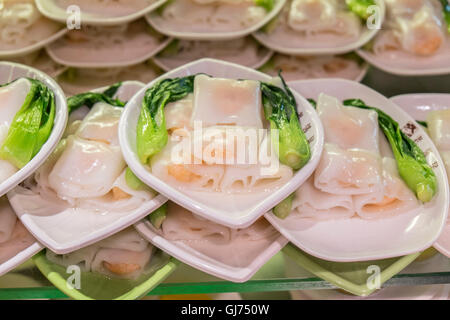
[{"xmin": 1, "ymin": 0, "xmax": 450, "ymax": 300}]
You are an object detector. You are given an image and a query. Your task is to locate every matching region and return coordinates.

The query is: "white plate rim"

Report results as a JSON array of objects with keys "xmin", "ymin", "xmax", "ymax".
[{"xmin": 118, "ymin": 58, "xmax": 324, "ymax": 229}]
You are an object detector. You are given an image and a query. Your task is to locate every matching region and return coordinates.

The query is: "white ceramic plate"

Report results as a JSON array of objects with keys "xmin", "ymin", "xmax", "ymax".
[
  {"xmin": 46, "ymin": 20, "xmax": 172, "ymax": 68},
  {"xmin": 152, "ymin": 38, "xmax": 273, "ymax": 72},
  {"xmin": 0, "ymin": 62, "xmax": 67, "ymax": 198},
  {"xmin": 357, "ymin": 42, "xmax": 450, "ymax": 76},
  {"xmin": 35, "ymin": 0, "xmax": 168, "ymax": 26},
  {"xmin": 145, "ymin": 0, "xmax": 286, "ymax": 41},
  {"xmin": 390, "ymin": 93, "xmax": 450, "ymax": 258},
  {"xmin": 265, "ymin": 79, "xmax": 450, "ymax": 262},
  {"xmin": 134, "ymin": 210, "xmax": 288, "ymax": 283},
  {"xmin": 7, "ymin": 81, "xmax": 168, "ymax": 254},
  {"xmin": 119, "ymin": 58, "xmax": 324, "ymax": 229},
  {"xmin": 252, "ymin": 0, "xmax": 385, "ymax": 55}
]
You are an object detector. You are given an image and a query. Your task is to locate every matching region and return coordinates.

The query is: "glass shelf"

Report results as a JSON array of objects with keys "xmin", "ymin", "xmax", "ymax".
[
  {"xmin": 1, "ymin": 249, "xmax": 449, "ymax": 299},
  {"xmin": 0, "ymin": 68, "xmax": 449, "ymax": 300}
]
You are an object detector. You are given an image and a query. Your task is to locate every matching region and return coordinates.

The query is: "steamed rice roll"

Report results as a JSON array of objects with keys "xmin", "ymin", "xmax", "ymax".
[
  {"xmin": 15, "ymin": 100, "xmax": 155, "ymax": 214},
  {"xmin": 314, "ymin": 94, "xmax": 383, "ymax": 195}
]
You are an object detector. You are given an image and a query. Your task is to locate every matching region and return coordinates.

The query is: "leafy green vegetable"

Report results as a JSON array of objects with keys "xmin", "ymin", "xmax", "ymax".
[
  {"xmin": 346, "ymin": 0, "xmax": 376, "ymax": 20},
  {"xmin": 125, "ymin": 167, "xmax": 149, "ymax": 191},
  {"xmin": 273, "ymin": 193, "xmax": 295, "ymax": 219},
  {"xmin": 255, "ymin": 0, "xmax": 274, "ymax": 11},
  {"xmin": 137, "ymin": 76, "xmax": 195, "ymax": 164},
  {"xmin": 343, "ymin": 99, "xmax": 437, "ymax": 203},
  {"xmin": 67, "ymin": 82, "xmax": 125, "ymax": 114},
  {"xmin": 148, "ymin": 203, "xmax": 167, "ymax": 229},
  {"xmin": 260, "ymin": 74, "xmax": 311, "ymax": 170},
  {"xmin": 440, "ymin": 0, "xmax": 450, "ymax": 33},
  {"xmin": 0, "ymin": 78, "xmax": 56, "ymax": 169},
  {"xmin": 102, "ymin": 82, "xmax": 122, "ymax": 98}
]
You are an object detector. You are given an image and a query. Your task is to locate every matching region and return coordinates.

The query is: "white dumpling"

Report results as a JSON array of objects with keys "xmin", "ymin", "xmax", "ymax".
[
  {"xmin": 0, "ymin": 197, "xmax": 18, "ymax": 243},
  {"xmin": 292, "ymin": 176, "xmax": 355, "ymax": 220},
  {"xmin": 48, "ymin": 135, "xmax": 126, "ymax": 200},
  {"xmin": 75, "ymin": 102, "xmax": 123, "ymax": 146},
  {"xmin": 162, "ymin": 202, "xmax": 232, "ymax": 244},
  {"xmin": 317, "ymin": 93, "xmax": 380, "ymax": 153},
  {"xmin": 191, "ymin": 74, "xmax": 264, "ymax": 128},
  {"xmin": 427, "ymin": 109, "xmax": 450, "ymax": 151},
  {"xmin": 354, "ymin": 157, "xmax": 420, "ymax": 219},
  {"xmin": 164, "ymin": 94, "xmax": 193, "ymax": 132},
  {"xmin": 314, "ymin": 143, "xmax": 383, "ymax": 195},
  {"xmin": 0, "ymin": 78, "xmax": 31, "ymax": 130}
]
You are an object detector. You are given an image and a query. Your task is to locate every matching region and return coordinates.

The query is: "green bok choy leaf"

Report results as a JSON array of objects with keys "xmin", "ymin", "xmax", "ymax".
[
  {"xmin": 260, "ymin": 74, "xmax": 311, "ymax": 170},
  {"xmin": 137, "ymin": 76, "xmax": 195, "ymax": 164},
  {"xmin": 343, "ymin": 99, "xmax": 437, "ymax": 203}
]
